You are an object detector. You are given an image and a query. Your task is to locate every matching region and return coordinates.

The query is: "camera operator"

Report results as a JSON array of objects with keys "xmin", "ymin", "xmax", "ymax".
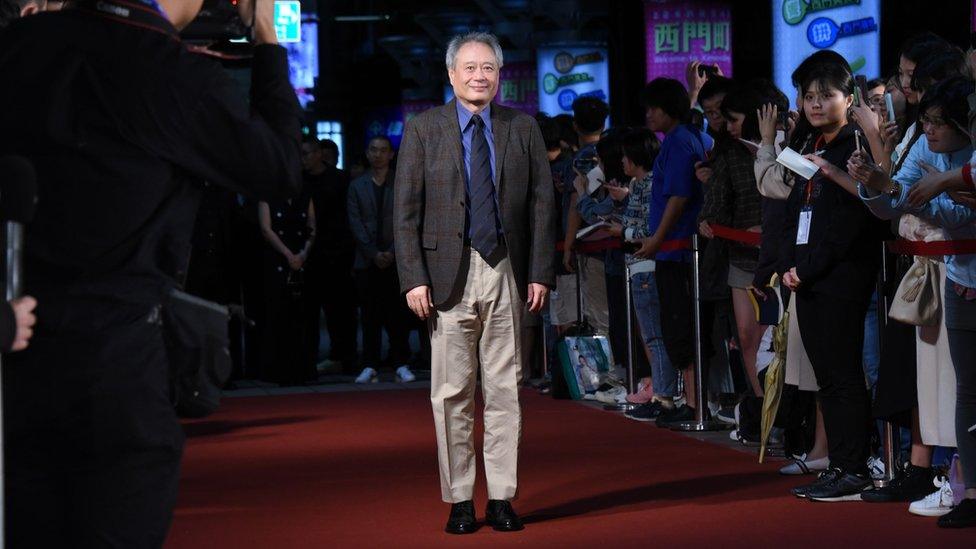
[{"xmin": 0, "ymin": 0, "xmax": 301, "ymax": 546}]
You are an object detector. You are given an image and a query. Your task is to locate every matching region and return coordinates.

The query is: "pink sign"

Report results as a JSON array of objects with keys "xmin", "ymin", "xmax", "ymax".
[{"xmin": 644, "ymin": 0, "xmax": 733, "ymax": 85}]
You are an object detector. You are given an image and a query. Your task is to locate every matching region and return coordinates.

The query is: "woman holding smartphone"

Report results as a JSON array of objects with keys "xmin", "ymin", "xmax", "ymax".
[{"xmin": 780, "ymin": 61, "xmax": 887, "ymax": 502}]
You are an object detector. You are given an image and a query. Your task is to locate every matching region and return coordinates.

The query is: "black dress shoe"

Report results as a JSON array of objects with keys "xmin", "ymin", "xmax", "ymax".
[
  {"xmin": 486, "ymin": 499, "xmax": 524, "ymax": 532},
  {"xmin": 938, "ymin": 498, "xmax": 976, "ymax": 529},
  {"xmin": 445, "ymin": 500, "xmax": 477, "ymax": 535}
]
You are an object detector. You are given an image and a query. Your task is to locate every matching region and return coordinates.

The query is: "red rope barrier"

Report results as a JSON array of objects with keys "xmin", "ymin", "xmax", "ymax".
[
  {"xmin": 708, "ymin": 224, "xmax": 762, "ymax": 247},
  {"xmin": 887, "ymin": 239, "xmax": 976, "ymax": 256}
]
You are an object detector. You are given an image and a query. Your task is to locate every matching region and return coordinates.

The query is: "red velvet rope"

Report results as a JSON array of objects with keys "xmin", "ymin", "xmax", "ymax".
[
  {"xmin": 887, "ymin": 239, "xmax": 976, "ymax": 256},
  {"xmin": 708, "ymin": 224, "xmax": 762, "ymax": 247}
]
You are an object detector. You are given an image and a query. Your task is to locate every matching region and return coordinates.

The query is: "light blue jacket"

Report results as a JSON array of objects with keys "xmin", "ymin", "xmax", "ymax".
[{"xmin": 860, "ymin": 137, "xmax": 976, "ymax": 287}]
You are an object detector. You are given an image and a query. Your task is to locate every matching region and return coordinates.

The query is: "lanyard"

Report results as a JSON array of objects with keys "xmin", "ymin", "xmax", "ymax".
[{"xmin": 803, "ymin": 134, "xmax": 828, "ymax": 206}]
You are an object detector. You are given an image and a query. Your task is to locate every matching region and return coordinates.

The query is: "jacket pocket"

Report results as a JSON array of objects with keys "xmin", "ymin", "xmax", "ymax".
[{"xmin": 422, "ymin": 232, "xmax": 437, "ymax": 250}]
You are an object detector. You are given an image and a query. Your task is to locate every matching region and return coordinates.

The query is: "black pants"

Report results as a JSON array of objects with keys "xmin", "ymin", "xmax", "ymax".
[
  {"xmin": 795, "ymin": 291, "xmax": 872, "ymax": 474},
  {"xmin": 605, "ymin": 270, "xmax": 629, "ymax": 367},
  {"xmin": 306, "ymin": 256, "xmax": 359, "ymax": 372},
  {"xmin": 655, "ymin": 260, "xmax": 696, "ymax": 369},
  {"xmin": 3, "ymin": 299, "xmax": 183, "ymax": 548},
  {"xmin": 355, "ymin": 266, "xmax": 411, "ymax": 366}
]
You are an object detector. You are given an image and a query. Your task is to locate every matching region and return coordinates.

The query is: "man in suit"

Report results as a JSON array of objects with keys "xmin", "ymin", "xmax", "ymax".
[
  {"xmin": 394, "ymin": 31, "xmax": 555, "ymax": 534},
  {"xmin": 349, "ymin": 135, "xmax": 415, "ymax": 384}
]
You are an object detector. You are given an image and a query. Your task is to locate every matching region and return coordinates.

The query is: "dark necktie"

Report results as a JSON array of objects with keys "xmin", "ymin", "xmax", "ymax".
[{"xmin": 468, "ymin": 114, "xmax": 499, "ymax": 258}]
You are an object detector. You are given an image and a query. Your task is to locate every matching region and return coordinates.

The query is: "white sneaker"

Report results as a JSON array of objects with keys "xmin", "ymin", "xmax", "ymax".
[
  {"xmin": 909, "ymin": 476, "xmax": 954, "ymax": 517},
  {"xmin": 867, "ymin": 456, "xmax": 886, "ymax": 481},
  {"xmin": 355, "ymin": 367, "xmax": 378, "ymax": 384},
  {"xmin": 595, "ymin": 386, "xmax": 627, "ymax": 405},
  {"xmin": 779, "ymin": 454, "xmax": 830, "ymax": 475},
  {"xmin": 395, "ymin": 365, "xmax": 416, "ymax": 383}
]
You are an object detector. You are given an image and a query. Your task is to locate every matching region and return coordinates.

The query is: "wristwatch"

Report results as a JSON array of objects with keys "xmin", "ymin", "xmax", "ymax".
[{"xmin": 885, "ymin": 182, "xmax": 901, "ymax": 199}]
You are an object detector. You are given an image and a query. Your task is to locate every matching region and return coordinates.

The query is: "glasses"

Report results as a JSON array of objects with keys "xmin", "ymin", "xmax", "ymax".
[{"xmin": 919, "ymin": 114, "xmax": 948, "ymax": 129}]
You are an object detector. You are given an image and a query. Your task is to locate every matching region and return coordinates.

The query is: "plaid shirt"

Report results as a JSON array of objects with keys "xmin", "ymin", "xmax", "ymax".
[
  {"xmin": 622, "ymin": 172, "xmax": 654, "ymax": 267},
  {"xmin": 699, "ymin": 143, "xmax": 762, "ymax": 272}
]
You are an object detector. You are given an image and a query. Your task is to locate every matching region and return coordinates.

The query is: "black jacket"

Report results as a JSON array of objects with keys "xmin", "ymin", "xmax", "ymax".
[
  {"xmin": 779, "ymin": 124, "xmax": 887, "ymax": 303},
  {"xmin": 0, "ymin": 6, "xmax": 302, "ymax": 306}
]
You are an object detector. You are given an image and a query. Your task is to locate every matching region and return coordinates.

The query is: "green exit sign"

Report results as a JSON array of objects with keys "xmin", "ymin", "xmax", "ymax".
[{"xmin": 274, "ymin": 1, "xmax": 302, "ymax": 43}]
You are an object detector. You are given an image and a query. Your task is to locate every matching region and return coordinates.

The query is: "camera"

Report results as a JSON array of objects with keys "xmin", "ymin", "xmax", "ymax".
[{"xmin": 181, "ymin": 0, "xmax": 248, "ymax": 41}]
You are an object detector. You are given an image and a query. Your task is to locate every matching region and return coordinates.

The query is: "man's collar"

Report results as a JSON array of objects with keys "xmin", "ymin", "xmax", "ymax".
[{"xmin": 456, "ymin": 100, "xmax": 492, "ymax": 132}]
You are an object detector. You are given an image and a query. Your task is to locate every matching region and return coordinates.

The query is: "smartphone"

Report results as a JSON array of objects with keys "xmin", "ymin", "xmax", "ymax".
[
  {"xmin": 697, "ymin": 64, "xmax": 719, "ymax": 78},
  {"xmin": 854, "ymin": 129, "xmax": 863, "ymax": 153},
  {"xmin": 884, "ymin": 92, "xmax": 896, "ymax": 123},
  {"xmin": 852, "ymin": 86, "xmax": 863, "ymax": 107},
  {"xmin": 855, "ymin": 74, "xmax": 869, "ymax": 101},
  {"xmin": 573, "ymin": 154, "xmax": 598, "ymax": 175}
]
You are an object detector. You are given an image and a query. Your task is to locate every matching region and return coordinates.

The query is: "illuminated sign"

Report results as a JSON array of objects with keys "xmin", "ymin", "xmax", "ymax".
[
  {"xmin": 537, "ymin": 45, "xmax": 610, "ymax": 116},
  {"xmin": 773, "ymin": 0, "xmax": 881, "ymax": 106},
  {"xmin": 644, "ymin": 1, "xmax": 733, "ymax": 83},
  {"xmin": 275, "ymin": 1, "xmax": 302, "ymax": 43}
]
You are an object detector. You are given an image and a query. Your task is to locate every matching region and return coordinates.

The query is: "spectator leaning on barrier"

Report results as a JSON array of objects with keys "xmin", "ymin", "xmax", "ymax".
[{"xmin": 634, "ymin": 77, "xmax": 713, "ymax": 427}]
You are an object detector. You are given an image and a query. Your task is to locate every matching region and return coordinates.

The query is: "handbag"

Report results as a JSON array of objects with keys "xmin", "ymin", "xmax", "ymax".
[
  {"xmin": 162, "ymin": 288, "xmax": 233, "ymax": 418},
  {"xmin": 888, "ymin": 256, "xmax": 941, "ymax": 326}
]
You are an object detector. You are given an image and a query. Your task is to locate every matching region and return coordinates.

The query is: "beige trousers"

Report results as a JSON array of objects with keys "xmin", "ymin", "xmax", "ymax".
[{"xmin": 429, "ymin": 248, "xmax": 523, "ymax": 503}]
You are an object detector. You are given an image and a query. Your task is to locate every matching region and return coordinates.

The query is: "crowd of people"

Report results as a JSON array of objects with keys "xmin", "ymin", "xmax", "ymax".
[{"xmin": 530, "ymin": 32, "xmax": 976, "ymax": 528}]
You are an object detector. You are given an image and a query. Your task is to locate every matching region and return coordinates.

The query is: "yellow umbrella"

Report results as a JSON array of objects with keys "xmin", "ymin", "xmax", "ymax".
[{"xmin": 759, "ymin": 291, "xmax": 789, "ymax": 464}]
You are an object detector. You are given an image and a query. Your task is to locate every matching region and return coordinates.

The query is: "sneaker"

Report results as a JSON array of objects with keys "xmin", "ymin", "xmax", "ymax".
[
  {"xmin": 807, "ymin": 469, "xmax": 873, "ymax": 502},
  {"xmin": 624, "ymin": 401, "xmax": 665, "ymax": 422},
  {"xmin": 715, "ymin": 405, "xmax": 736, "ymax": 425},
  {"xmin": 395, "ymin": 365, "xmax": 416, "ymax": 383},
  {"xmin": 861, "ymin": 463, "xmax": 937, "ymax": 503},
  {"xmin": 867, "ymin": 456, "xmax": 886, "ymax": 481},
  {"xmin": 938, "ymin": 498, "xmax": 976, "ymax": 528},
  {"xmin": 355, "ymin": 367, "xmax": 378, "ymax": 384},
  {"xmin": 656, "ymin": 404, "xmax": 696, "ymax": 429},
  {"xmin": 792, "ymin": 468, "xmax": 843, "ymax": 498},
  {"xmin": 625, "ymin": 382, "xmax": 655, "ymax": 405},
  {"xmin": 779, "ymin": 454, "xmax": 830, "ymax": 476},
  {"xmin": 596, "ymin": 386, "xmax": 627, "ymax": 405},
  {"xmin": 909, "ymin": 476, "xmax": 954, "ymax": 517}
]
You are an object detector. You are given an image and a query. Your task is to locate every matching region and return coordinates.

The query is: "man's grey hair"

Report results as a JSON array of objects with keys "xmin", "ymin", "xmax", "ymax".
[{"xmin": 445, "ymin": 32, "xmax": 504, "ymax": 71}]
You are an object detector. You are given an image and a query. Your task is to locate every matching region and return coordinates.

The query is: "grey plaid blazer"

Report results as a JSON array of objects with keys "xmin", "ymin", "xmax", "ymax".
[{"xmin": 394, "ymin": 99, "xmax": 556, "ymax": 306}]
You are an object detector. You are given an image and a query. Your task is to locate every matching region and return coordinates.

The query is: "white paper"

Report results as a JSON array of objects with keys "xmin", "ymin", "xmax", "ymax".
[
  {"xmin": 586, "ymin": 165, "xmax": 604, "ymax": 195},
  {"xmin": 776, "ymin": 147, "xmax": 820, "ymax": 180},
  {"xmin": 796, "ymin": 210, "xmax": 812, "ymax": 245},
  {"xmin": 576, "ymin": 222, "xmax": 612, "ymax": 242}
]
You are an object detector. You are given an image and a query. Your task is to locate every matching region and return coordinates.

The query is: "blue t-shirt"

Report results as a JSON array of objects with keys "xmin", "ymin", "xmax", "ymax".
[{"xmin": 647, "ymin": 124, "xmax": 712, "ymax": 262}]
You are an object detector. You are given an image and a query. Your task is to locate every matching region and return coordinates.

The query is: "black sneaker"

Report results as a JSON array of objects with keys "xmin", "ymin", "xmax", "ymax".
[
  {"xmin": 792, "ymin": 468, "xmax": 842, "ymax": 498},
  {"xmin": 655, "ymin": 404, "xmax": 696, "ymax": 428},
  {"xmin": 808, "ymin": 469, "xmax": 873, "ymax": 502},
  {"xmin": 938, "ymin": 498, "xmax": 976, "ymax": 528},
  {"xmin": 861, "ymin": 464, "xmax": 936, "ymax": 503},
  {"xmin": 624, "ymin": 401, "xmax": 664, "ymax": 422}
]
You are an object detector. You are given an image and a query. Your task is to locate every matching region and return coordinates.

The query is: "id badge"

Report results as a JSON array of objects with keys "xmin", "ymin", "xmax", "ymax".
[{"xmin": 796, "ymin": 207, "xmax": 812, "ymax": 245}]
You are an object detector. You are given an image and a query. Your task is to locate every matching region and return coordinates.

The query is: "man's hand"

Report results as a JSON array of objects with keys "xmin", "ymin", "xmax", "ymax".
[
  {"xmin": 634, "ymin": 234, "xmax": 662, "ymax": 259},
  {"xmin": 685, "ymin": 61, "xmax": 707, "ymax": 95},
  {"xmin": 783, "ymin": 267, "xmax": 801, "ymax": 291},
  {"xmin": 9, "ymin": 296, "xmax": 36, "ymax": 352},
  {"xmin": 906, "ymin": 162, "xmax": 948, "ymax": 207},
  {"xmin": 238, "ymin": 0, "xmax": 278, "ymax": 45},
  {"xmin": 605, "ymin": 182, "xmax": 629, "ymax": 202},
  {"xmin": 694, "ymin": 161, "xmax": 713, "ymax": 184},
  {"xmin": 562, "ymin": 248, "xmax": 576, "ymax": 273},
  {"xmin": 880, "ymin": 121, "xmax": 900, "ymax": 151},
  {"xmin": 850, "ymin": 103, "xmax": 881, "ymax": 137},
  {"xmin": 406, "ymin": 285, "xmax": 433, "ymax": 320},
  {"xmin": 287, "ymin": 251, "xmax": 305, "ymax": 271},
  {"xmin": 698, "ymin": 220, "xmax": 714, "ymax": 239},
  {"xmin": 527, "ymin": 283, "xmax": 549, "ymax": 314}
]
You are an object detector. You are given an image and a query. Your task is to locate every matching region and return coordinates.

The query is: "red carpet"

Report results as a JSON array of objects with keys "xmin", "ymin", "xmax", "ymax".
[{"xmin": 167, "ymin": 389, "xmax": 971, "ymax": 548}]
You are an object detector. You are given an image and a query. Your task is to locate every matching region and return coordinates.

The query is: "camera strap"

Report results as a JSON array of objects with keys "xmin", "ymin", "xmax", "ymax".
[{"xmin": 70, "ymin": 0, "xmax": 179, "ymax": 40}]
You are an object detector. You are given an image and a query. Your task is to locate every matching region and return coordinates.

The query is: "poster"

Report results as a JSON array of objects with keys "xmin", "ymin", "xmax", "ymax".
[
  {"xmin": 644, "ymin": 1, "xmax": 733, "ymax": 84},
  {"xmin": 536, "ymin": 45, "xmax": 610, "ymax": 116},
  {"xmin": 772, "ymin": 0, "xmax": 881, "ymax": 105}
]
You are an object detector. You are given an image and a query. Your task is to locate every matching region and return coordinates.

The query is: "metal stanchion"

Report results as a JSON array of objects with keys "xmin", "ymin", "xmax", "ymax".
[
  {"xmin": 603, "ymin": 262, "xmax": 637, "ymax": 412},
  {"xmin": 876, "ymin": 242, "xmax": 898, "ymax": 487},
  {"xmin": 672, "ymin": 235, "xmax": 731, "ymax": 432}
]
